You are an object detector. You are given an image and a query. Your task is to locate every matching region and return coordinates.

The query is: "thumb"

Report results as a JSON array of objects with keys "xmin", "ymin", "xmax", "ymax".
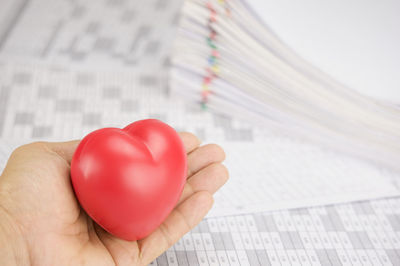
[
  {"xmin": 45, "ymin": 140, "xmax": 81, "ymax": 164},
  {"xmin": 2, "ymin": 140, "xmax": 80, "ymax": 176}
]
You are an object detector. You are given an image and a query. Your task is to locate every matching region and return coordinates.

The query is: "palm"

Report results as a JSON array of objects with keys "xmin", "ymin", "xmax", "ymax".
[{"xmin": 0, "ymin": 133, "xmax": 227, "ymax": 266}]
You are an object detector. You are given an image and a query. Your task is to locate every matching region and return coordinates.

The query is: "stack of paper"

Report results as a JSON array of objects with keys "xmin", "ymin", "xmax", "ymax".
[{"xmin": 170, "ymin": 0, "xmax": 400, "ymax": 171}]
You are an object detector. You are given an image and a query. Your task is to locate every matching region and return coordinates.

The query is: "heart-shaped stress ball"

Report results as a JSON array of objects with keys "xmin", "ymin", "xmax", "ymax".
[{"xmin": 71, "ymin": 119, "xmax": 187, "ymax": 241}]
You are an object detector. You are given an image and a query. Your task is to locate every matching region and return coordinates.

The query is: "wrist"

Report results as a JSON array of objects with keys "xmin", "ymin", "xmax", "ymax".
[{"xmin": 0, "ymin": 204, "xmax": 30, "ymax": 266}]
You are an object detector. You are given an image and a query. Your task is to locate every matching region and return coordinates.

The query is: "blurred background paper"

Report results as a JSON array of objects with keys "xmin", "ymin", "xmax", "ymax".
[{"xmin": 246, "ymin": 0, "xmax": 400, "ymax": 103}]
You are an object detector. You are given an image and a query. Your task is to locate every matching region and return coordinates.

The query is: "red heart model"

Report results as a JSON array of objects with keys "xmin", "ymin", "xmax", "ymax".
[{"xmin": 71, "ymin": 119, "xmax": 187, "ymax": 241}]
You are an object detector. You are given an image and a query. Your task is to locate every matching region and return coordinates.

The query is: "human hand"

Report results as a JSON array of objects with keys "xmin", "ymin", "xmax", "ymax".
[{"xmin": 0, "ymin": 133, "xmax": 228, "ymax": 266}]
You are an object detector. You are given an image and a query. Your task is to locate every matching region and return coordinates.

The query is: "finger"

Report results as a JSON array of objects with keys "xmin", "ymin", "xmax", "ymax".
[
  {"xmin": 138, "ymin": 191, "xmax": 213, "ymax": 265},
  {"xmin": 179, "ymin": 132, "xmax": 200, "ymax": 154},
  {"xmin": 187, "ymin": 144, "xmax": 225, "ymax": 177},
  {"xmin": 45, "ymin": 140, "xmax": 80, "ymax": 164},
  {"xmin": 177, "ymin": 163, "xmax": 229, "ymax": 205}
]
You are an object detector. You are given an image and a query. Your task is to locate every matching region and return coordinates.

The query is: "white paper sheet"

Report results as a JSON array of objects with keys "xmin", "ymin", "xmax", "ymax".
[{"xmin": 210, "ymin": 140, "xmax": 399, "ymax": 217}]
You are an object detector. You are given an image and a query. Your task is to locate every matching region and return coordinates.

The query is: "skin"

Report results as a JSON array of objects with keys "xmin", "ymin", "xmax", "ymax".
[{"xmin": 0, "ymin": 132, "xmax": 228, "ymax": 266}]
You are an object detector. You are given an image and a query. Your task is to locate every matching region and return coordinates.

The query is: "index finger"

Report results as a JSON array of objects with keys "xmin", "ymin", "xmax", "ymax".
[{"xmin": 178, "ymin": 132, "xmax": 201, "ymax": 154}]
